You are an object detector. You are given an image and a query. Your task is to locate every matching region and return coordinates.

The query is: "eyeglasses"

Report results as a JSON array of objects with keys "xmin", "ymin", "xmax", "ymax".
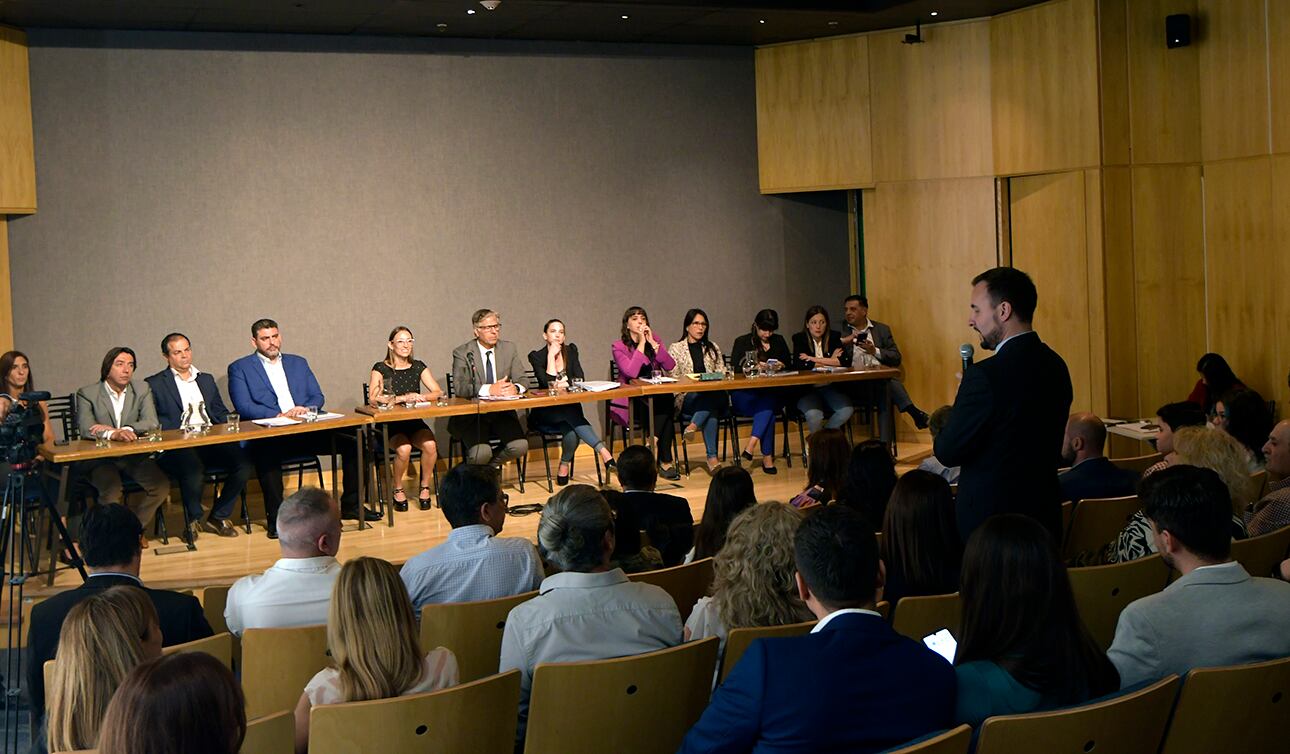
[
  {"xmin": 476, "ymin": 324, "xmax": 501, "ymax": 331},
  {"xmin": 392, "ymin": 339, "xmax": 414, "ymax": 345},
  {"xmin": 499, "ymin": 493, "xmax": 510, "ymax": 509}
]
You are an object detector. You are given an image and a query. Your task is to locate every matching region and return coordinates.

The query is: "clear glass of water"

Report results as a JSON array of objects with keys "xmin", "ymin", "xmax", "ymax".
[
  {"xmin": 95, "ymin": 434, "xmax": 110, "ymax": 448},
  {"xmin": 378, "ymin": 388, "xmax": 393, "ymax": 411},
  {"xmin": 571, "ymin": 377, "xmax": 585, "ymax": 392},
  {"xmin": 226, "ymin": 412, "xmax": 240, "ymax": 431},
  {"xmin": 305, "ymin": 406, "xmax": 319, "ymax": 423}
]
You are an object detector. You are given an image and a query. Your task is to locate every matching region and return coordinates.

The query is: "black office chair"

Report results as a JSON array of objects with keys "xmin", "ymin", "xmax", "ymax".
[{"xmin": 444, "ymin": 373, "xmax": 527, "ymax": 493}]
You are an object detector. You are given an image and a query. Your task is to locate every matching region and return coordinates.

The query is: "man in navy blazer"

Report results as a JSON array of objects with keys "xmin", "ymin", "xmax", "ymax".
[
  {"xmin": 1058, "ymin": 413, "xmax": 1138, "ymax": 503},
  {"xmin": 678, "ymin": 506, "xmax": 955, "ymax": 754},
  {"xmin": 228, "ymin": 318, "xmax": 374, "ymax": 537},
  {"xmin": 146, "ymin": 332, "xmax": 251, "ymax": 540}
]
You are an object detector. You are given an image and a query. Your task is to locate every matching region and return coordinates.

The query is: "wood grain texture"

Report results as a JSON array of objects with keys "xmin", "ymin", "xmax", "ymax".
[
  {"xmin": 1270, "ymin": 0, "xmax": 1290, "ymax": 154},
  {"xmin": 1101, "ymin": 167, "xmax": 1139, "ymax": 420},
  {"xmin": 0, "ymin": 26, "xmax": 36, "ymax": 213},
  {"xmin": 0, "ymin": 217, "xmax": 10, "ymax": 355},
  {"xmin": 755, "ymin": 36, "xmax": 873, "ymax": 193},
  {"xmin": 1268, "ymin": 155, "xmax": 1290, "ymax": 410},
  {"xmin": 1099, "ymin": 0, "xmax": 1132, "ymax": 166},
  {"xmin": 990, "ymin": 0, "xmax": 1102, "ymax": 175},
  {"xmin": 1083, "ymin": 168, "xmax": 1111, "ymax": 416},
  {"xmin": 869, "ymin": 20, "xmax": 993, "ymax": 182},
  {"xmin": 1125, "ymin": 0, "xmax": 1201, "ymax": 164},
  {"xmin": 1197, "ymin": 0, "xmax": 1270, "ymax": 161}
]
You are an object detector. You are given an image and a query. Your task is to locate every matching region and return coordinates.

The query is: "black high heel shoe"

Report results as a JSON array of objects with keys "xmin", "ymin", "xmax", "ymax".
[
  {"xmin": 418, "ymin": 486, "xmax": 433, "ymax": 511},
  {"xmin": 392, "ymin": 489, "xmax": 409, "ymax": 513},
  {"xmin": 741, "ymin": 451, "xmax": 754, "ymax": 463}
]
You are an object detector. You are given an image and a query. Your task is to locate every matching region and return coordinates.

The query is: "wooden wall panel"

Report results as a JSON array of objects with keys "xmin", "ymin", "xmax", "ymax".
[
  {"xmin": 862, "ymin": 178, "xmax": 998, "ymax": 440},
  {"xmin": 990, "ymin": 0, "xmax": 1102, "ymax": 176},
  {"xmin": 1197, "ymin": 0, "xmax": 1270, "ymax": 161},
  {"xmin": 1083, "ymin": 168, "xmax": 1110, "ymax": 414},
  {"xmin": 1130, "ymin": 165, "xmax": 1205, "ymax": 412},
  {"xmin": 1099, "ymin": 0, "xmax": 1132, "ymax": 166},
  {"xmin": 0, "ymin": 26, "xmax": 36, "ymax": 213},
  {"xmin": 869, "ymin": 20, "xmax": 993, "ymax": 182},
  {"xmin": 755, "ymin": 36, "xmax": 873, "ymax": 193},
  {"xmin": 1101, "ymin": 167, "xmax": 1139, "ymax": 420},
  {"xmin": 0, "ymin": 218, "xmax": 11, "ymax": 354},
  {"xmin": 1125, "ymin": 0, "xmax": 1201, "ymax": 164},
  {"xmin": 1270, "ymin": 1, "xmax": 1290, "ymax": 154},
  {"xmin": 1271, "ymin": 155, "xmax": 1290, "ymax": 410}
]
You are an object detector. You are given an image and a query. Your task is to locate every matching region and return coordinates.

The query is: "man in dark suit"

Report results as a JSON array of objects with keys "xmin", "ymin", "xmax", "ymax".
[
  {"xmin": 228, "ymin": 318, "xmax": 376, "ymax": 537},
  {"xmin": 678, "ymin": 506, "xmax": 955, "ymax": 754},
  {"xmin": 601, "ymin": 445, "xmax": 693, "ymax": 567},
  {"xmin": 935, "ymin": 267, "xmax": 1073, "ymax": 542},
  {"xmin": 146, "ymin": 332, "xmax": 251, "ymax": 540},
  {"xmin": 447, "ymin": 308, "xmax": 530, "ymax": 467},
  {"xmin": 26, "ymin": 503, "xmax": 212, "ymax": 733},
  {"xmin": 841, "ymin": 295, "xmax": 930, "ymax": 441},
  {"xmin": 1058, "ymin": 412, "xmax": 1138, "ymax": 503}
]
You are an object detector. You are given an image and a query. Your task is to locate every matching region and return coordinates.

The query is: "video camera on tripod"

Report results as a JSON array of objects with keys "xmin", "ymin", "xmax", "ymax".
[{"xmin": 0, "ymin": 390, "xmax": 51, "ymax": 468}]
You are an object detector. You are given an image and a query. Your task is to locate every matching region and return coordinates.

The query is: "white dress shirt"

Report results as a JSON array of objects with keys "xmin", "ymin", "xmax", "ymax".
[
  {"xmin": 256, "ymin": 352, "xmax": 295, "ymax": 413},
  {"xmin": 848, "ymin": 321, "xmax": 881, "ymax": 368},
  {"xmin": 811, "ymin": 607, "xmax": 883, "ymax": 633},
  {"xmin": 103, "ymin": 382, "xmax": 133, "ymax": 433},
  {"xmin": 474, "ymin": 341, "xmax": 524, "ymax": 397},
  {"xmin": 172, "ymin": 366, "xmax": 206, "ymax": 428},
  {"xmin": 223, "ymin": 556, "xmax": 340, "ymax": 636},
  {"xmin": 400, "ymin": 524, "xmax": 543, "ymax": 612}
]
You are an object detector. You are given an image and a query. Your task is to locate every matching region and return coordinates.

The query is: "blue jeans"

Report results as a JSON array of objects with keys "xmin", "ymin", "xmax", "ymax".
[
  {"xmin": 731, "ymin": 390, "xmax": 778, "ymax": 456},
  {"xmin": 797, "ymin": 385, "xmax": 854, "ymax": 434},
  {"xmin": 682, "ymin": 392, "xmax": 723, "ymax": 458},
  {"xmin": 559, "ymin": 423, "xmax": 607, "ymax": 464}
]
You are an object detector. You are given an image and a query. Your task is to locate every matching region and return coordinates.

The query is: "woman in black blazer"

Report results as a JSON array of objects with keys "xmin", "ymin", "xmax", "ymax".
[
  {"xmin": 528, "ymin": 319, "xmax": 616, "ymax": 485},
  {"xmin": 728, "ymin": 309, "xmax": 792, "ymax": 474},
  {"xmin": 792, "ymin": 305, "xmax": 854, "ymax": 434}
]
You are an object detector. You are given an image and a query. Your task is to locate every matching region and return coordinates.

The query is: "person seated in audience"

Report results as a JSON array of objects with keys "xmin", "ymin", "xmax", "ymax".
[
  {"xmin": 97, "ymin": 652, "xmax": 246, "ymax": 754},
  {"xmin": 789, "ymin": 429, "xmax": 851, "ymax": 509},
  {"xmin": 1141, "ymin": 401, "xmax": 1208, "ymax": 477},
  {"xmin": 601, "ymin": 445, "xmax": 694, "ymax": 567},
  {"xmin": 1211, "ymin": 388, "xmax": 1274, "ymax": 472},
  {"xmin": 668, "ymin": 308, "xmax": 728, "ymax": 473},
  {"xmin": 527, "ymin": 318, "xmax": 616, "ymax": 484},
  {"xmin": 368, "ymin": 326, "xmax": 443, "ymax": 511},
  {"xmin": 0, "ymin": 350, "xmax": 54, "ymax": 443},
  {"xmin": 611, "ymin": 306, "xmax": 681, "ymax": 480},
  {"xmin": 917, "ymin": 405, "xmax": 960, "ymax": 484},
  {"xmin": 840, "ymin": 294, "xmax": 929, "ymax": 439},
  {"xmin": 45, "ymin": 586, "xmax": 163, "ymax": 754},
  {"xmin": 400, "ymin": 464, "xmax": 542, "ymax": 611},
  {"xmin": 792, "ymin": 305, "xmax": 855, "ymax": 434},
  {"xmin": 678, "ymin": 506, "xmax": 955, "ymax": 754},
  {"xmin": 608, "ymin": 498, "xmax": 665, "ymax": 574},
  {"xmin": 1107, "ymin": 465, "xmax": 1290, "ymax": 688},
  {"xmin": 1058, "ymin": 413, "xmax": 1137, "ymax": 503},
  {"xmin": 881, "ymin": 470, "xmax": 961, "ymax": 607},
  {"xmin": 500, "ymin": 484, "xmax": 682, "ymax": 741},
  {"xmin": 729, "ymin": 308, "xmax": 791, "ymax": 474},
  {"xmin": 146, "ymin": 333, "xmax": 251, "ymax": 539},
  {"xmin": 955, "ymin": 515, "xmax": 1119, "ymax": 726},
  {"xmin": 27, "ymin": 504, "xmax": 211, "ymax": 733},
  {"xmin": 295, "ymin": 557, "xmax": 458, "ymax": 754},
  {"xmin": 75, "ymin": 346, "xmax": 169, "ymax": 526},
  {"xmin": 224, "ymin": 487, "xmax": 342, "ymax": 636},
  {"xmin": 688, "ymin": 466, "xmax": 757, "ymax": 563},
  {"xmin": 837, "ymin": 439, "xmax": 897, "ymax": 527},
  {"xmin": 447, "ymin": 309, "xmax": 530, "ymax": 471},
  {"xmin": 1244, "ymin": 420, "xmax": 1290, "ymax": 536},
  {"xmin": 685, "ymin": 502, "xmax": 812, "ymax": 654},
  {"xmin": 1187, "ymin": 352, "xmax": 1244, "ymax": 415}
]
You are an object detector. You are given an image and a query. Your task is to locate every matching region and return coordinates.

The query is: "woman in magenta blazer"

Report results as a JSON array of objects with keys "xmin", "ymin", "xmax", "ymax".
[{"xmin": 610, "ymin": 306, "xmax": 680, "ymax": 480}]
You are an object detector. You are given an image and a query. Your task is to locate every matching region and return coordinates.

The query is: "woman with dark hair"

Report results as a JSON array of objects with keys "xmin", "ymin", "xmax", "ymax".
[
  {"xmin": 528, "ymin": 319, "xmax": 616, "ymax": 485},
  {"xmin": 792, "ymin": 305, "xmax": 854, "ymax": 434},
  {"xmin": 667, "ymin": 309, "xmax": 727, "ymax": 473},
  {"xmin": 97, "ymin": 652, "xmax": 247, "ymax": 754},
  {"xmin": 0, "ymin": 350, "xmax": 54, "ymax": 444},
  {"xmin": 838, "ymin": 439, "xmax": 898, "ymax": 527},
  {"xmin": 368, "ymin": 326, "xmax": 443, "ymax": 510},
  {"xmin": 1187, "ymin": 353, "xmax": 1244, "ymax": 413},
  {"xmin": 1211, "ymin": 388, "xmax": 1274, "ymax": 471},
  {"xmin": 954, "ymin": 515, "xmax": 1119, "ymax": 726},
  {"xmin": 789, "ymin": 429, "xmax": 851, "ymax": 508},
  {"xmin": 728, "ymin": 309, "xmax": 791, "ymax": 474},
  {"xmin": 610, "ymin": 306, "xmax": 680, "ymax": 479},
  {"xmin": 690, "ymin": 466, "xmax": 757, "ymax": 562},
  {"xmin": 880, "ymin": 470, "xmax": 961, "ymax": 606}
]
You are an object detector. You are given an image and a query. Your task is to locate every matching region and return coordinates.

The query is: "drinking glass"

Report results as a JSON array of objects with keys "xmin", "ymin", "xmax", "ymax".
[
  {"xmin": 378, "ymin": 388, "xmax": 394, "ymax": 411},
  {"xmin": 571, "ymin": 377, "xmax": 585, "ymax": 392},
  {"xmin": 305, "ymin": 406, "xmax": 319, "ymax": 423},
  {"xmin": 226, "ymin": 412, "xmax": 240, "ymax": 432},
  {"xmin": 95, "ymin": 434, "xmax": 110, "ymax": 449}
]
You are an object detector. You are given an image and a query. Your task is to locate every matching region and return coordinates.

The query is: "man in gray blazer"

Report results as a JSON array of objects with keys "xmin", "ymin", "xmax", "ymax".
[
  {"xmin": 1107, "ymin": 465, "xmax": 1290, "ymax": 689},
  {"xmin": 841, "ymin": 295, "xmax": 929, "ymax": 442},
  {"xmin": 76, "ymin": 346, "xmax": 170, "ymax": 525},
  {"xmin": 448, "ymin": 309, "xmax": 529, "ymax": 467}
]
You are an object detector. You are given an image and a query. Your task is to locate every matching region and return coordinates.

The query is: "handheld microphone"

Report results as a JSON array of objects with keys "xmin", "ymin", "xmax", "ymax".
[{"xmin": 959, "ymin": 344, "xmax": 974, "ymax": 373}]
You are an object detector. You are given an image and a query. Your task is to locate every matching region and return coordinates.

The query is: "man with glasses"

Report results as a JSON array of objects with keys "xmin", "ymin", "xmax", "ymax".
[{"xmin": 448, "ymin": 308, "xmax": 530, "ymax": 468}]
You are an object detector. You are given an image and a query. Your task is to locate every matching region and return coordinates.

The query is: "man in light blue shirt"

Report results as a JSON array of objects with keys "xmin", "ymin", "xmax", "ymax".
[{"xmin": 400, "ymin": 464, "xmax": 543, "ymax": 611}]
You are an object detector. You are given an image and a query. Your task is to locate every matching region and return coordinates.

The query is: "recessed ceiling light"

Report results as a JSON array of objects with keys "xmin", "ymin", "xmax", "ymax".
[
  {"xmin": 467, "ymin": 8, "xmax": 475, "ymax": 13},
  {"xmin": 621, "ymin": 14, "xmax": 629, "ymax": 19},
  {"xmin": 436, "ymin": 22, "xmax": 447, "ymax": 28},
  {"xmin": 759, "ymin": 19, "xmax": 766, "ymax": 24},
  {"xmin": 827, "ymin": 20, "xmax": 838, "ymax": 26},
  {"xmin": 930, "ymin": 10, "xmax": 939, "ymax": 16}
]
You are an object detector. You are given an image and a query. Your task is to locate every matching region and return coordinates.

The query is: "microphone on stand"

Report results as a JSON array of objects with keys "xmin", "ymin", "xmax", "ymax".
[
  {"xmin": 960, "ymin": 343, "xmax": 975, "ymax": 373},
  {"xmin": 466, "ymin": 351, "xmax": 479, "ymax": 394}
]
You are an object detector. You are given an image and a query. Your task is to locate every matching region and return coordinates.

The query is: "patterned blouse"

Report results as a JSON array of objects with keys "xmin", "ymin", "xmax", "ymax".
[{"xmin": 1245, "ymin": 479, "xmax": 1290, "ymax": 537}]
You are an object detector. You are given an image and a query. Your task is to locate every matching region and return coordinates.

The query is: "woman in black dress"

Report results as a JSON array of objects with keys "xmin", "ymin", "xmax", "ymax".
[
  {"xmin": 368, "ymin": 326, "xmax": 444, "ymax": 511},
  {"xmin": 528, "ymin": 319, "xmax": 616, "ymax": 485}
]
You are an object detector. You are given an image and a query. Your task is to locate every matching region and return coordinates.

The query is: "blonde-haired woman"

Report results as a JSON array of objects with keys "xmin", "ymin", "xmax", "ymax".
[
  {"xmin": 294, "ymin": 557, "xmax": 458, "ymax": 754},
  {"xmin": 684, "ymin": 502, "xmax": 814, "ymax": 652},
  {"xmin": 46, "ymin": 585, "xmax": 162, "ymax": 753}
]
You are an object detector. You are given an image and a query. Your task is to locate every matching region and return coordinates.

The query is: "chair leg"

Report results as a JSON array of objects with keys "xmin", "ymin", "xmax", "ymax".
[
  {"xmin": 517, "ymin": 454, "xmax": 526, "ymax": 494},
  {"xmin": 240, "ymin": 489, "xmax": 252, "ymax": 534},
  {"xmin": 798, "ymin": 420, "xmax": 807, "ymax": 466},
  {"xmin": 540, "ymin": 436, "xmax": 555, "ymax": 494},
  {"xmin": 154, "ymin": 505, "xmax": 169, "ymax": 545}
]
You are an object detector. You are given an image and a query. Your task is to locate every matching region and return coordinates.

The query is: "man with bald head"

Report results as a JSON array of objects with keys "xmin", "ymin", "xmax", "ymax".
[
  {"xmin": 223, "ymin": 487, "xmax": 342, "ymax": 635},
  {"xmin": 1245, "ymin": 420, "xmax": 1290, "ymax": 536},
  {"xmin": 1058, "ymin": 412, "xmax": 1137, "ymax": 503}
]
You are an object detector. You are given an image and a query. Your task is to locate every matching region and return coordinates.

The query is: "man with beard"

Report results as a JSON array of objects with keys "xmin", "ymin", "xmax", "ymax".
[{"xmin": 933, "ymin": 267, "xmax": 1072, "ymax": 541}]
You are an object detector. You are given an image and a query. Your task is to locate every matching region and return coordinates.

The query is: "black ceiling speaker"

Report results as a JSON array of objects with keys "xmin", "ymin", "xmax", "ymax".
[{"xmin": 1166, "ymin": 14, "xmax": 1191, "ymax": 48}]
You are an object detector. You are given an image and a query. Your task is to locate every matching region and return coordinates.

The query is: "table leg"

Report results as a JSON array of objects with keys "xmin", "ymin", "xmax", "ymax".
[
  {"xmin": 647, "ymin": 395, "xmax": 657, "ymax": 455},
  {"xmin": 383, "ymin": 423, "xmax": 395, "ymax": 528}
]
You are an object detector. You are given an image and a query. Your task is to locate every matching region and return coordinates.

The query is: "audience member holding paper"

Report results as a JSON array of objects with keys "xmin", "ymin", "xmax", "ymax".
[
  {"xmin": 792, "ymin": 305, "xmax": 855, "ymax": 435},
  {"xmin": 667, "ymin": 308, "xmax": 727, "ymax": 473},
  {"xmin": 728, "ymin": 309, "xmax": 789, "ymax": 474},
  {"xmin": 368, "ymin": 326, "xmax": 443, "ymax": 511},
  {"xmin": 527, "ymin": 318, "xmax": 615, "ymax": 485},
  {"xmin": 611, "ymin": 306, "xmax": 681, "ymax": 480},
  {"xmin": 228, "ymin": 318, "xmax": 376, "ymax": 538},
  {"xmin": 447, "ymin": 308, "xmax": 530, "ymax": 469}
]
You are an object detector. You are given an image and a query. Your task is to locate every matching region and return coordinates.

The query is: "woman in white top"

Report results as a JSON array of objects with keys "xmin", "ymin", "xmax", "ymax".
[{"xmin": 294, "ymin": 557, "xmax": 458, "ymax": 753}]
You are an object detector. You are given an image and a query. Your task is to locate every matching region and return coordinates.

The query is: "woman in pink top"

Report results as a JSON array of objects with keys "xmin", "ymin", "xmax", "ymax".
[{"xmin": 610, "ymin": 306, "xmax": 680, "ymax": 480}]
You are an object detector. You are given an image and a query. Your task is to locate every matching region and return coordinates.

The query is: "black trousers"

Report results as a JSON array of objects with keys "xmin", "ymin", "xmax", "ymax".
[
  {"xmin": 155, "ymin": 443, "xmax": 253, "ymax": 521},
  {"xmin": 247, "ymin": 430, "xmax": 359, "ymax": 526},
  {"xmin": 629, "ymin": 395, "xmax": 676, "ymax": 463}
]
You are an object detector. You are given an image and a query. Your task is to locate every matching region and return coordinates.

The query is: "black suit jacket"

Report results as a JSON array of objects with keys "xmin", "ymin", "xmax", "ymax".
[
  {"xmin": 934, "ymin": 332, "xmax": 1073, "ymax": 541},
  {"xmin": 26, "ymin": 574, "xmax": 213, "ymax": 725},
  {"xmin": 603, "ymin": 489, "xmax": 694, "ymax": 568},
  {"xmin": 1059, "ymin": 457, "xmax": 1138, "ymax": 503},
  {"xmin": 790, "ymin": 330, "xmax": 853, "ymax": 372},
  {"xmin": 527, "ymin": 343, "xmax": 586, "ymax": 387},
  {"xmin": 730, "ymin": 333, "xmax": 792, "ymax": 366},
  {"xmin": 145, "ymin": 368, "xmax": 231, "ymax": 429}
]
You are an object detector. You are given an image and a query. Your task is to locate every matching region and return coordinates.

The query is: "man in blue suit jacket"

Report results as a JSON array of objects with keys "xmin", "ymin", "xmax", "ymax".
[
  {"xmin": 146, "ymin": 332, "xmax": 252, "ymax": 540},
  {"xmin": 227, "ymin": 318, "xmax": 375, "ymax": 537},
  {"xmin": 678, "ymin": 506, "xmax": 955, "ymax": 754}
]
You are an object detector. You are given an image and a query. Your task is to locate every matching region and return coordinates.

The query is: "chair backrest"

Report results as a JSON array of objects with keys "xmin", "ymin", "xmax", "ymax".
[
  {"xmin": 523, "ymin": 637, "xmax": 720, "ymax": 754},
  {"xmin": 308, "ymin": 670, "xmax": 522, "ymax": 754},
  {"xmin": 361, "ymin": 382, "xmax": 370, "ymax": 403},
  {"xmin": 241, "ymin": 624, "xmax": 330, "ymax": 719},
  {"xmin": 444, "ymin": 373, "xmax": 455, "ymax": 398},
  {"xmin": 1068, "ymin": 554, "xmax": 1171, "ymax": 650},
  {"xmin": 1158, "ymin": 655, "xmax": 1290, "ymax": 754},
  {"xmin": 891, "ymin": 592, "xmax": 961, "ymax": 642},
  {"xmin": 1109, "ymin": 453, "xmax": 1162, "ymax": 475},
  {"xmin": 884, "ymin": 725, "xmax": 973, "ymax": 754},
  {"xmin": 47, "ymin": 392, "xmax": 77, "ymax": 441},
  {"xmin": 162, "ymin": 631, "xmax": 235, "ymax": 670},
  {"xmin": 1229, "ymin": 524, "xmax": 1290, "ymax": 578},
  {"xmin": 419, "ymin": 591, "xmax": 538, "ymax": 684},
  {"xmin": 1060, "ymin": 500, "xmax": 1074, "ymax": 539},
  {"xmin": 241, "ymin": 710, "xmax": 294, "ymax": 754},
  {"xmin": 1061, "ymin": 495, "xmax": 1142, "ymax": 560},
  {"xmin": 719, "ymin": 620, "xmax": 816, "ymax": 682},
  {"xmin": 627, "ymin": 558, "xmax": 715, "ymax": 624},
  {"xmin": 875, "ymin": 599, "xmax": 890, "ymax": 620},
  {"xmin": 975, "ymin": 674, "xmax": 1181, "ymax": 754},
  {"xmin": 200, "ymin": 584, "xmax": 232, "ymax": 637},
  {"xmin": 1248, "ymin": 469, "xmax": 1269, "ymax": 500}
]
